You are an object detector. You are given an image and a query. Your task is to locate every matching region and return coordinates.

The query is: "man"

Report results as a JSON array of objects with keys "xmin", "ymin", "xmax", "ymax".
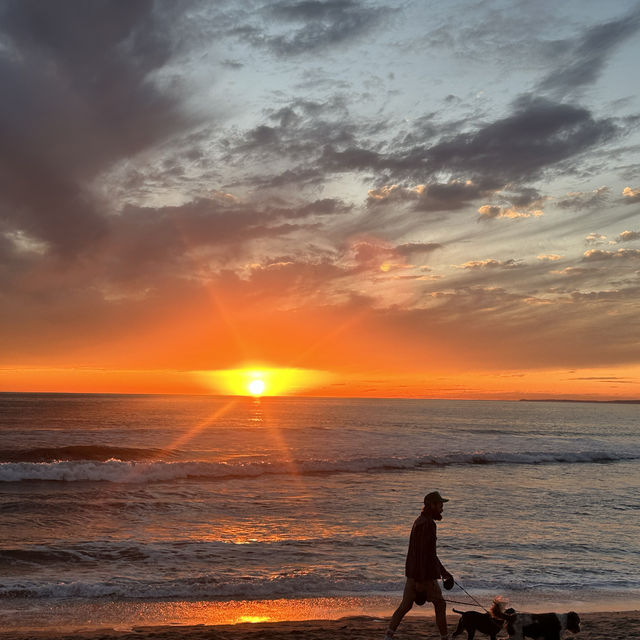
[{"xmin": 384, "ymin": 491, "xmax": 453, "ymax": 640}]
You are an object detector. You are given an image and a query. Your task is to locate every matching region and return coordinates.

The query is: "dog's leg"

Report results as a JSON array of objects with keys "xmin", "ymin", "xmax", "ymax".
[{"xmin": 452, "ymin": 618, "xmax": 465, "ymax": 638}]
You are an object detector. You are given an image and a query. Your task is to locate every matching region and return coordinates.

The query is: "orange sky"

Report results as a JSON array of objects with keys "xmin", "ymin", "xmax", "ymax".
[{"xmin": 1, "ymin": 3, "xmax": 640, "ymax": 400}]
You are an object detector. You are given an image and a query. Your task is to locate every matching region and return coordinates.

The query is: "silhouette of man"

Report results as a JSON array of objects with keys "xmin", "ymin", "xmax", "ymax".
[{"xmin": 384, "ymin": 491, "xmax": 453, "ymax": 640}]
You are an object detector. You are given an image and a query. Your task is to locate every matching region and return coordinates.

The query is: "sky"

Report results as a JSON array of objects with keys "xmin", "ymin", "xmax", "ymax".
[{"xmin": 1, "ymin": 0, "xmax": 640, "ymax": 399}]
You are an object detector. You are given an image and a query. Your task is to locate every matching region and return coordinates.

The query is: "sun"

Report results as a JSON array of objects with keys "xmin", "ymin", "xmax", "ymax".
[
  {"xmin": 201, "ymin": 366, "xmax": 333, "ymax": 396},
  {"xmin": 248, "ymin": 378, "xmax": 266, "ymax": 396}
]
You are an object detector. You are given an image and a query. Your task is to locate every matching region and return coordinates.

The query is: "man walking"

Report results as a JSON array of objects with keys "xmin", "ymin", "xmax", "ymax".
[{"xmin": 384, "ymin": 491, "xmax": 453, "ymax": 640}]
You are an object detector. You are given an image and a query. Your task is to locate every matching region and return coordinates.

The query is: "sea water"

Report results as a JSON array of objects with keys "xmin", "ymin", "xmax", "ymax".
[{"xmin": 0, "ymin": 394, "xmax": 638, "ymax": 631}]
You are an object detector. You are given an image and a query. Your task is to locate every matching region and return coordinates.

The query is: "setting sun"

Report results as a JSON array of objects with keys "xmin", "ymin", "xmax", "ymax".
[
  {"xmin": 248, "ymin": 378, "xmax": 266, "ymax": 396},
  {"xmin": 201, "ymin": 367, "xmax": 333, "ymax": 397}
]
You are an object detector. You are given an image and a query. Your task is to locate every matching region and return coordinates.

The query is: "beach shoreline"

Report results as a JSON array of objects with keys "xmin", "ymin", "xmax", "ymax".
[
  {"xmin": 1, "ymin": 611, "xmax": 637, "ymax": 640},
  {"xmin": 3, "ymin": 592, "xmax": 639, "ymax": 634}
]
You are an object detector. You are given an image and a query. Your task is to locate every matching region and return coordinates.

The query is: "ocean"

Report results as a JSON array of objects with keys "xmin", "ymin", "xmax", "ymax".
[{"xmin": 0, "ymin": 393, "xmax": 638, "ymax": 632}]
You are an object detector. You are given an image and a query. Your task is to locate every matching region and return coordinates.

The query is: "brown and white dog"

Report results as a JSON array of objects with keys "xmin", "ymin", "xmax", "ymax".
[{"xmin": 504, "ymin": 610, "xmax": 581, "ymax": 640}]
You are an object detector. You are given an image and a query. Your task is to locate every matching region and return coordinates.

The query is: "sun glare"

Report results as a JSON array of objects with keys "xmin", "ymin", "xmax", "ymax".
[
  {"xmin": 248, "ymin": 378, "xmax": 266, "ymax": 396},
  {"xmin": 202, "ymin": 366, "xmax": 332, "ymax": 397}
]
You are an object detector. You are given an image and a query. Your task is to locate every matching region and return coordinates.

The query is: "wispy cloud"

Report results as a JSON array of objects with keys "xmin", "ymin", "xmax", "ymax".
[{"xmin": 537, "ymin": 6, "xmax": 640, "ymax": 97}]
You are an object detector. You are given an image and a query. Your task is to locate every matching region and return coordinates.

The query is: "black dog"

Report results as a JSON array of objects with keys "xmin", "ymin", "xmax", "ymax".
[
  {"xmin": 452, "ymin": 610, "xmax": 504, "ymax": 640},
  {"xmin": 452, "ymin": 599, "xmax": 513, "ymax": 640}
]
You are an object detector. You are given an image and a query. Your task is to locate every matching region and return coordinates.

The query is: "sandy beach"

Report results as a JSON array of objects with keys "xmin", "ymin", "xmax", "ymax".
[{"xmin": 1, "ymin": 611, "xmax": 636, "ymax": 640}]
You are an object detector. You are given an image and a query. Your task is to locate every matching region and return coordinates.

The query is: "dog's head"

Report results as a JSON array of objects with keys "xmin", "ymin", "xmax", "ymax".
[
  {"xmin": 566, "ymin": 611, "xmax": 581, "ymax": 634},
  {"xmin": 488, "ymin": 597, "xmax": 510, "ymax": 619}
]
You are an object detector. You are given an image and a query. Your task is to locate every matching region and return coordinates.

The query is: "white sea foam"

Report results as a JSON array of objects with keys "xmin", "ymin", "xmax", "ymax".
[{"xmin": 0, "ymin": 449, "xmax": 636, "ymax": 483}]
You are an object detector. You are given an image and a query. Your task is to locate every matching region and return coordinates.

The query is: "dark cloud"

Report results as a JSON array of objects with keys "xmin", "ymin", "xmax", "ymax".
[
  {"xmin": 422, "ymin": 96, "xmax": 619, "ymax": 183},
  {"xmin": 319, "ymin": 96, "xmax": 619, "ymax": 187},
  {"xmin": 537, "ymin": 6, "xmax": 640, "ymax": 96},
  {"xmin": 225, "ymin": 97, "xmax": 361, "ymax": 162},
  {"xmin": 298, "ymin": 198, "xmax": 354, "ymax": 216},
  {"xmin": 0, "ymin": 0, "xmax": 191, "ymax": 256},
  {"xmin": 223, "ymin": 92, "xmax": 620, "ymax": 208},
  {"xmin": 102, "ymin": 195, "xmax": 350, "ymax": 282},
  {"xmin": 394, "ymin": 242, "xmax": 443, "ymax": 256},
  {"xmin": 501, "ymin": 187, "xmax": 545, "ymax": 209},
  {"xmin": 366, "ymin": 181, "xmax": 490, "ymax": 213}
]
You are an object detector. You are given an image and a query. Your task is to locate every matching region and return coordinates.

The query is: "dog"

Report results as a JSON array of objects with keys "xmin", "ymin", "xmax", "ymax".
[
  {"xmin": 503, "ymin": 610, "xmax": 581, "ymax": 640},
  {"xmin": 452, "ymin": 599, "xmax": 514, "ymax": 640}
]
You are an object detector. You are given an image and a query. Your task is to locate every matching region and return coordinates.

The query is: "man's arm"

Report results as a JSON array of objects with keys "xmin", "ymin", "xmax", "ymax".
[{"xmin": 437, "ymin": 558, "xmax": 452, "ymax": 579}]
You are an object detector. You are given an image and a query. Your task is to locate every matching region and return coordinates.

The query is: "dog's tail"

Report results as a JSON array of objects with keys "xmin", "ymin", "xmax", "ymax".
[
  {"xmin": 489, "ymin": 597, "xmax": 508, "ymax": 619},
  {"xmin": 452, "ymin": 608, "xmax": 465, "ymax": 615}
]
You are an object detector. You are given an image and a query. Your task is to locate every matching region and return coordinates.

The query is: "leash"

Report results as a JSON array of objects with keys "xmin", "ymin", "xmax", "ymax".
[
  {"xmin": 453, "ymin": 579, "xmax": 490, "ymax": 614},
  {"xmin": 444, "ymin": 598, "xmax": 486, "ymax": 608}
]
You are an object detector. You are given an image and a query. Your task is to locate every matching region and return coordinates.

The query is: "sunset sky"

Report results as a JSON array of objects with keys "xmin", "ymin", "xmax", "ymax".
[{"xmin": 1, "ymin": 0, "xmax": 640, "ymax": 399}]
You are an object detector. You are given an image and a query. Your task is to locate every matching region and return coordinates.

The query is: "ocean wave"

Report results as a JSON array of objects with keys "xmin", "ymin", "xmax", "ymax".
[
  {"xmin": 0, "ymin": 573, "xmax": 370, "ymax": 600},
  {"xmin": 0, "ymin": 537, "xmax": 382, "ymax": 571},
  {"xmin": 0, "ymin": 449, "xmax": 637, "ymax": 483},
  {"xmin": 0, "ymin": 445, "xmax": 177, "ymax": 463},
  {"xmin": 1, "ymin": 571, "xmax": 637, "ymax": 601}
]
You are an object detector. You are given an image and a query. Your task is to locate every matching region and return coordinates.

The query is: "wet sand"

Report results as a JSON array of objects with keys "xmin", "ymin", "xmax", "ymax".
[{"xmin": 1, "ymin": 610, "xmax": 636, "ymax": 640}]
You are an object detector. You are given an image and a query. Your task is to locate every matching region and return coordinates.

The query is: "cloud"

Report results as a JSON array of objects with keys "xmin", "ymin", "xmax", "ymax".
[
  {"xmin": 582, "ymin": 248, "xmax": 640, "ymax": 261},
  {"xmin": 537, "ymin": 254, "xmax": 563, "ymax": 261},
  {"xmin": 585, "ymin": 232, "xmax": 608, "ymax": 245},
  {"xmin": 617, "ymin": 230, "xmax": 640, "ymax": 242},
  {"xmin": 367, "ymin": 181, "xmax": 489, "ymax": 212},
  {"xmin": 245, "ymin": 1, "xmax": 393, "ymax": 57},
  {"xmin": 0, "ymin": 0, "xmax": 191, "ymax": 256},
  {"xmin": 623, "ymin": 186, "xmax": 640, "ymax": 202},
  {"xmin": 424, "ymin": 96, "xmax": 619, "ymax": 183},
  {"xmin": 457, "ymin": 259, "xmax": 523, "ymax": 270},
  {"xmin": 550, "ymin": 266, "xmax": 591, "ymax": 276},
  {"xmin": 323, "ymin": 96, "xmax": 619, "ymax": 187},
  {"xmin": 477, "ymin": 205, "xmax": 543, "ymax": 220},
  {"xmin": 556, "ymin": 186, "xmax": 610, "ymax": 210},
  {"xmin": 537, "ymin": 6, "xmax": 640, "ymax": 96},
  {"xmin": 566, "ymin": 376, "xmax": 636, "ymax": 383},
  {"xmin": 394, "ymin": 242, "xmax": 443, "ymax": 257}
]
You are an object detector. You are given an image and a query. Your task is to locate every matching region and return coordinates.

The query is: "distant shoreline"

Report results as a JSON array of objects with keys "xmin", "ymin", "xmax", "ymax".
[{"xmin": 520, "ymin": 398, "xmax": 640, "ymax": 404}]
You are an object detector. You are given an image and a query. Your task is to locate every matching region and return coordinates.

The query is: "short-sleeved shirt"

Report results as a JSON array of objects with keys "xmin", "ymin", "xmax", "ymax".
[{"xmin": 404, "ymin": 512, "xmax": 443, "ymax": 581}]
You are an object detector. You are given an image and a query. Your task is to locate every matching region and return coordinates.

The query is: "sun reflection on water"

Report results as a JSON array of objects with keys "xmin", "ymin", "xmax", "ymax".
[
  {"xmin": 237, "ymin": 615, "xmax": 271, "ymax": 623},
  {"xmin": 141, "ymin": 596, "xmax": 393, "ymax": 626}
]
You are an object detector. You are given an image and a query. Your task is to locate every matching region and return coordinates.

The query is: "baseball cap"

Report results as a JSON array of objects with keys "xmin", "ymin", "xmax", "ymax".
[{"xmin": 424, "ymin": 491, "xmax": 449, "ymax": 504}]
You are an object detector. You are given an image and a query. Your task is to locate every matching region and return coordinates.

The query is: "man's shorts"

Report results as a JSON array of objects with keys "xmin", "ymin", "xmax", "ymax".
[{"xmin": 408, "ymin": 577, "xmax": 443, "ymax": 605}]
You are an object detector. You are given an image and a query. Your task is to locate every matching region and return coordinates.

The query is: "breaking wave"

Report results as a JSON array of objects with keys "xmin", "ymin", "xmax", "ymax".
[
  {"xmin": 0, "ymin": 570, "xmax": 635, "ymax": 601},
  {"xmin": 0, "ymin": 449, "xmax": 636, "ymax": 483}
]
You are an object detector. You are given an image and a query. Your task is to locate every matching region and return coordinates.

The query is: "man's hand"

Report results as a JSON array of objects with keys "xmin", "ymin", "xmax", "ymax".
[{"xmin": 441, "ymin": 571, "xmax": 454, "ymax": 590}]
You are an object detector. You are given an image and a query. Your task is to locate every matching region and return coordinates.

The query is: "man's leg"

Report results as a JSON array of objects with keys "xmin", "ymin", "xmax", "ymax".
[
  {"xmin": 385, "ymin": 579, "xmax": 416, "ymax": 637},
  {"xmin": 433, "ymin": 597, "xmax": 448, "ymax": 638},
  {"xmin": 423, "ymin": 580, "xmax": 448, "ymax": 639}
]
